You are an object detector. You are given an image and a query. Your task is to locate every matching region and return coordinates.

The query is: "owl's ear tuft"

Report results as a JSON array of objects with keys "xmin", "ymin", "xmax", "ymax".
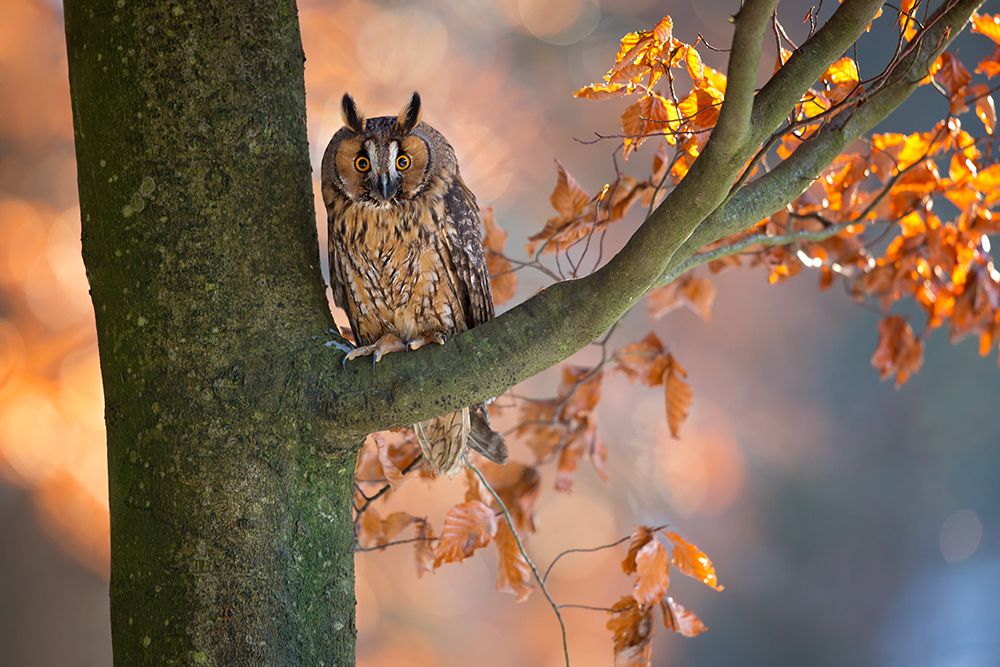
[
  {"xmin": 396, "ymin": 91, "xmax": 422, "ymax": 134},
  {"xmin": 341, "ymin": 93, "xmax": 366, "ymax": 133}
]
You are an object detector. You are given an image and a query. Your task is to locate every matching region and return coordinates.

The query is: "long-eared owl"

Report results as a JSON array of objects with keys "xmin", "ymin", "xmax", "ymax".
[{"xmin": 321, "ymin": 92, "xmax": 507, "ymax": 475}]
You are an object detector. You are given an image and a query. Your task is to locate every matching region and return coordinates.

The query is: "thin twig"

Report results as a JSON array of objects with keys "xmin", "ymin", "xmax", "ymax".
[
  {"xmin": 469, "ymin": 463, "xmax": 571, "ymax": 667},
  {"xmin": 355, "ymin": 536, "xmax": 435, "ymax": 553},
  {"xmin": 542, "ymin": 523, "xmax": 669, "ymax": 584},
  {"xmin": 559, "ymin": 604, "xmax": 616, "ymax": 612}
]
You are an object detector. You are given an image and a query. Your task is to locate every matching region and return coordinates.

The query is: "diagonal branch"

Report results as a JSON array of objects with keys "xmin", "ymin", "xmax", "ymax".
[
  {"xmin": 661, "ymin": 0, "xmax": 984, "ymax": 284},
  {"xmin": 751, "ymin": 0, "xmax": 886, "ymax": 146}
]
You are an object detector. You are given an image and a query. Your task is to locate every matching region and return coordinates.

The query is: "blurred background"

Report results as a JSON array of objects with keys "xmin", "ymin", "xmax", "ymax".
[{"xmin": 2, "ymin": 0, "xmax": 999, "ymax": 665}]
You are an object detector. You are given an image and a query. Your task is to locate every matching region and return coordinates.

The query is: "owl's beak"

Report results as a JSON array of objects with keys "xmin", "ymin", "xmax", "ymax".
[{"xmin": 375, "ymin": 173, "xmax": 398, "ymax": 201}]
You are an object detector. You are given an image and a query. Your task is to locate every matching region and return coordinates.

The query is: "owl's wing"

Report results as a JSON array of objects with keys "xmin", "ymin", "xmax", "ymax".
[
  {"xmin": 443, "ymin": 177, "xmax": 495, "ymax": 329},
  {"xmin": 328, "ymin": 239, "xmax": 364, "ymax": 345}
]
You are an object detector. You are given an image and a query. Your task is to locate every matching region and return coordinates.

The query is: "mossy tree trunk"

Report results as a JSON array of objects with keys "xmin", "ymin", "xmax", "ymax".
[{"xmin": 65, "ymin": 2, "xmax": 357, "ymax": 664}]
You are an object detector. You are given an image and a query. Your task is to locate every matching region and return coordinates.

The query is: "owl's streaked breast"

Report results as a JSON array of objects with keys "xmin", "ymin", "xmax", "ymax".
[{"xmin": 329, "ymin": 196, "xmax": 465, "ymax": 345}]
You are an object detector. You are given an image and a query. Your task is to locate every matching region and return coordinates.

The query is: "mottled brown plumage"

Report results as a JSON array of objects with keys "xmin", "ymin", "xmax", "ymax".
[{"xmin": 321, "ymin": 92, "xmax": 507, "ymax": 475}]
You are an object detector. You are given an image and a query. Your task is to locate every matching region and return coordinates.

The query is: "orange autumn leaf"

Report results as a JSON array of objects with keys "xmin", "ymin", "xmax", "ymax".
[
  {"xmin": 550, "ymin": 160, "xmax": 591, "ymax": 220},
  {"xmin": 574, "ymin": 81, "xmax": 628, "ymax": 99},
  {"xmin": 871, "ymin": 315, "xmax": 924, "ymax": 386},
  {"xmin": 820, "ymin": 57, "xmax": 861, "ymax": 103},
  {"xmin": 661, "ymin": 597, "xmax": 708, "ymax": 637},
  {"xmin": 666, "ymin": 530, "xmax": 723, "ymax": 591},
  {"xmin": 976, "ymin": 95, "xmax": 997, "ymax": 135},
  {"xmin": 633, "ymin": 538, "xmax": 670, "ymax": 606},
  {"xmin": 494, "ymin": 520, "xmax": 533, "ymax": 602},
  {"xmin": 373, "ymin": 432, "xmax": 406, "ymax": 488},
  {"xmin": 358, "ymin": 507, "xmax": 419, "ymax": 548},
  {"xmin": 607, "ymin": 596, "xmax": 654, "ymax": 667},
  {"xmin": 652, "ymin": 15, "xmax": 673, "ymax": 45},
  {"xmin": 899, "ymin": 0, "xmax": 919, "ymax": 41},
  {"xmin": 616, "ymin": 333, "xmax": 669, "ymax": 387},
  {"xmin": 648, "ymin": 274, "xmax": 715, "ymax": 321},
  {"xmin": 663, "ymin": 354, "xmax": 693, "ymax": 439},
  {"xmin": 414, "ymin": 519, "xmax": 436, "ymax": 578},
  {"xmin": 527, "ymin": 161, "xmax": 598, "ymax": 253},
  {"xmin": 478, "ymin": 460, "xmax": 541, "ymax": 533},
  {"xmin": 434, "ymin": 500, "xmax": 497, "ymax": 567},
  {"xmin": 621, "ymin": 525, "xmax": 655, "ymax": 574},
  {"xmin": 971, "ymin": 12, "xmax": 1000, "ymax": 45},
  {"xmin": 933, "ymin": 52, "xmax": 971, "ymax": 112},
  {"xmin": 514, "ymin": 399, "xmax": 562, "ymax": 462},
  {"xmin": 978, "ymin": 48, "xmax": 1000, "ymax": 78},
  {"xmin": 621, "ymin": 93, "xmax": 678, "ymax": 157},
  {"xmin": 558, "ymin": 365, "xmax": 603, "ymax": 421},
  {"xmin": 481, "ymin": 207, "xmax": 516, "ymax": 306},
  {"xmin": 681, "ymin": 43, "xmax": 705, "ymax": 81},
  {"xmin": 677, "ymin": 81, "xmax": 723, "ymax": 131}
]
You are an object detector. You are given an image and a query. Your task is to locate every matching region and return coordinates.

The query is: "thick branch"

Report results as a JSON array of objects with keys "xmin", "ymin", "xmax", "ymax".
[
  {"xmin": 309, "ymin": 0, "xmax": 778, "ymax": 437},
  {"xmin": 752, "ymin": 0, "xmax": 886, "ymax": 145},
  {"xmin": 662, "ymin": 0, "xmax": 984, "ymax": 282}
]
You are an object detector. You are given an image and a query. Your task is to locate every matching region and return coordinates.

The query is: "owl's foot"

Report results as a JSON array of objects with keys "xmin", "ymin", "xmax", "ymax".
[
  {"xmin": 344, "ymin": 333, "xmax": 407, "ymax": 365},
  {"xmin": 321, "ymin": 329, "xmax": 358, "ymax": 367},
  {"xmin": 406, "ymin": 332, "xmax": 447, "ymax": 351}
]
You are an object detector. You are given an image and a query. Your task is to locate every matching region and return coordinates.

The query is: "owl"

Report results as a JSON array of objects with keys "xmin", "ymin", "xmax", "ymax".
[{"xmin": 321, "ymin": 92, "xmax": 507, "ymax": 475}]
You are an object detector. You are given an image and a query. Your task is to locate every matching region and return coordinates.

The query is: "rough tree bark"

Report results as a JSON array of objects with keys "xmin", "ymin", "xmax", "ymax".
[
  {"xmin": 63, "ymin": 0, "xmax": 982, "ymax": 664},
  {"xmin": 65, "ymin": 2, "xmax": 357, "ymax": 664}
]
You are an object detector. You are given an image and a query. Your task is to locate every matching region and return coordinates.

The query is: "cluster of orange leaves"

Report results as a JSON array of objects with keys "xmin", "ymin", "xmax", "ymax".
[
  {"xmin": 608, "ymin": 526, "xmax": 722, "ymax": 666},
  {"xmin": 354, "ymin": 424, "xmax": 723, "ymax": 663},
  {"xmin": 737, "ymin": 11, "xmax": 1000, "ymax": 387},
  {"xmin": 525, "ymin": 16, "xmax": 728, "ymax": 254},
  {"xmin": 565, "ymin": 9, "xmax": 1000, "ymax": 388},
  {"xmin": 355, "ymin": 431, "xmax": 541, "ymax": 600}
]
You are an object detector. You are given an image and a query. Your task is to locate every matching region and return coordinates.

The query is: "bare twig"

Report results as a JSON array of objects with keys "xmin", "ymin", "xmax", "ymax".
[
  {"xmin": 355, "ymin": 535, "xmax": 434, "ymax": 553},
  {"xmin": 542, "ymin": 523, "xmax": 669, "ymax": 584},
  {"xmin": 470, "ymin": 462, "xmax": 571, "ymax": 667}
]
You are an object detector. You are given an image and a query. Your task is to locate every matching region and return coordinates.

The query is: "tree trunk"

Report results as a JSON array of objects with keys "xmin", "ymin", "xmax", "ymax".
[{"xmin": 64, "ymin": 2, "xmax": 357, "ymax": 664}]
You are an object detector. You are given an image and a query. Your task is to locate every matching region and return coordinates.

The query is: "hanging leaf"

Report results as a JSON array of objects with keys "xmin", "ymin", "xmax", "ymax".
[
  {"xmin": 666, "ymin": 530, "xmax": 723, "ymax": 591},
  {"xmin": 663, "ymin": 354, "xmax": 693, "ymax": 439},
  {"xmin": 414, "ymin": 519, "xmax": 436, "ymax": 578},
  {"xmin": 621, "ymin": 525, "xmax": 655, "ymax": 574},
  {"xmin": 607, "ymin": 596, "xmax": 654, "ymax": 667},
  {"xmin": 633, "ymin": 538, "xmax": 670, "ymax": 606},
  {"xmin": 975, "ymin": 95, "xmax": 996, "ymax": 135},
  {"xmin": 434, "ymin": 501, "xmax": 498, "ymax": 567},
  {"xmin": 616, "ymin": 333, "xmax": 669, "ymax": 387},
  {"xmin": 660, "ymin": 597, "xmax": 709, "ymax": 637},
  {"xmin": 373, "ymin": 433, "xmax": 406, "ymax": 488},
  {"xmin": 494, "ymin": 520, "xmax": 533, "ymax": 602},
  {"xmin": 871, "ymin": 316, "xmax": 924, "ymax": 386}
]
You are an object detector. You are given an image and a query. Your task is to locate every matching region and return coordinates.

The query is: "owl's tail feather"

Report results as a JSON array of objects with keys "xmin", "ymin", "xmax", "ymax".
[
  {"xmin": 468, "ymin": 404, "xmax": 508, "ymax": 465},
  {"xmin": 414, "ymin": 408, "xmax": 470, "ymax": 477}
]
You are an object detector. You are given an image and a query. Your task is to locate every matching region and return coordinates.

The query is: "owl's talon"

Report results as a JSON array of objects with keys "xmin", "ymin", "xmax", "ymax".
[
  {"xmin": 323, "ymin": 339, "xmax": 355, "ymax": 353},
  {"xmin": 322, "ymin": 338, "xmax": 356, "ymax": 368},
  {"xmin": 406, "ymin": 333, "xmax": 448, "ymax": 351}
]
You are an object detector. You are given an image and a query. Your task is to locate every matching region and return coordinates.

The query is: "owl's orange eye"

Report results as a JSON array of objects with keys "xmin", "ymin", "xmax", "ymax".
[
  {"xmin": 354, "ymin": 156, "xmax": 371, "ymax": 172},
  {"xmin": 395, "ymin": 154, "xmax": 411, "ymax": 171}
]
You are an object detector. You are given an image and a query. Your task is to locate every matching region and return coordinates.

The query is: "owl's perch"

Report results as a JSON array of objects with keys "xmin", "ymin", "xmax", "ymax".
[{"xmin": 309, "ymin": 0, "xmax": 978, "ymax": 436}]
